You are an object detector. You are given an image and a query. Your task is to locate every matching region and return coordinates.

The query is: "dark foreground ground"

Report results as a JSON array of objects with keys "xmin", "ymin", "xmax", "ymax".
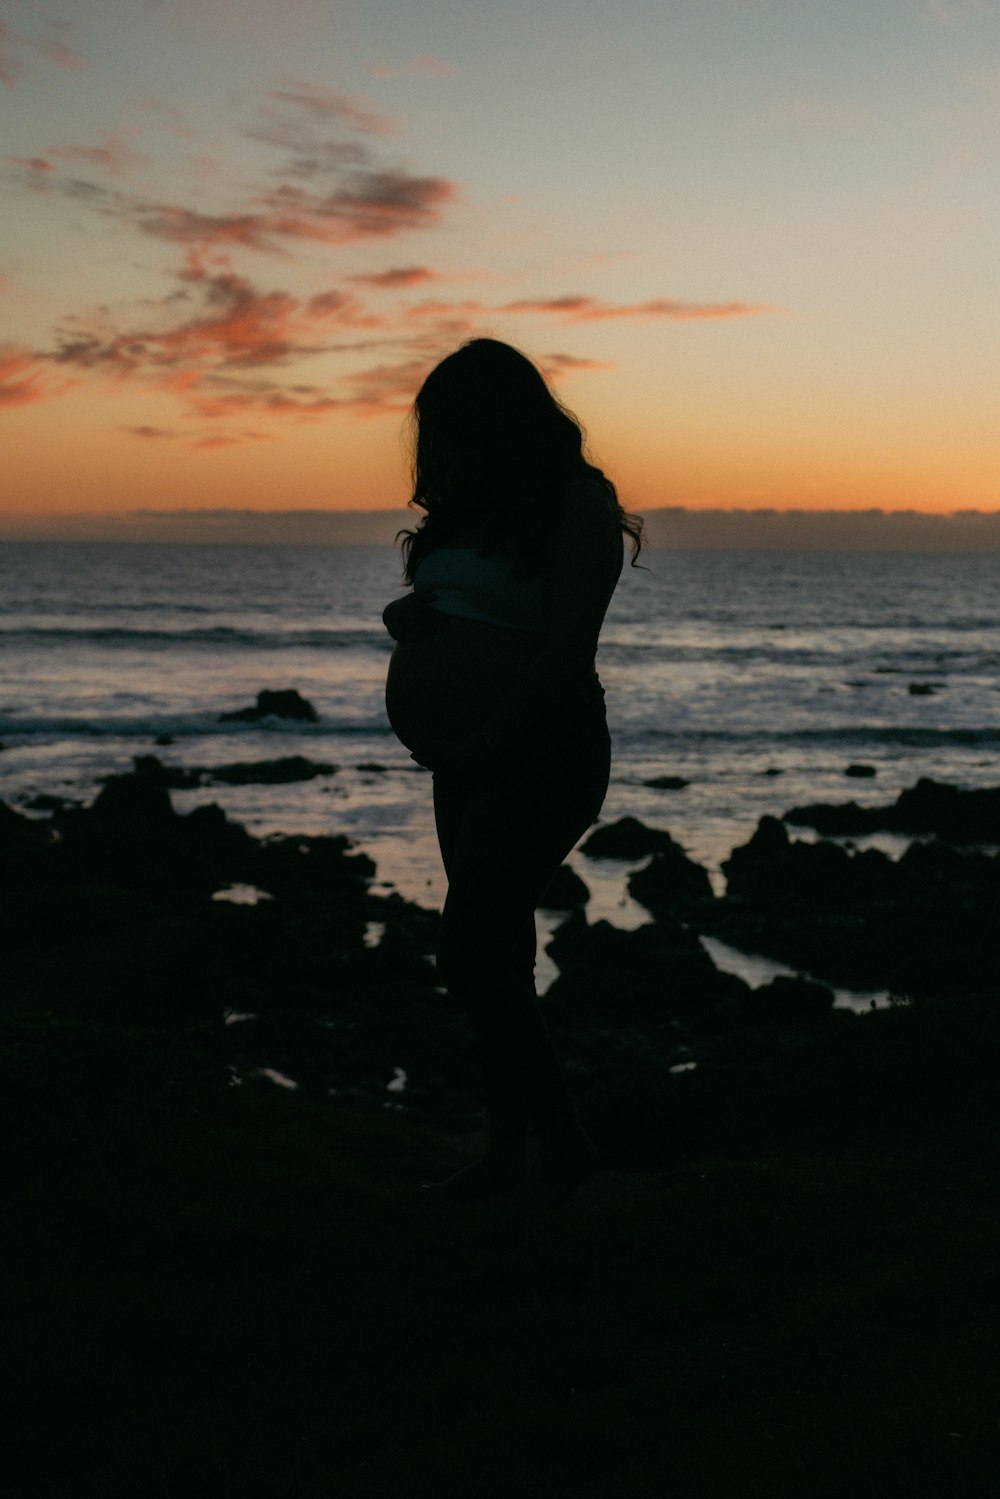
[
  {"xmin": 4, "ymin": 769, "xmax": 1000, "ymax": 1496},
  {"xmin": 7, "ymin": 1086, "xmax": 1000, "ymax": 1499}
]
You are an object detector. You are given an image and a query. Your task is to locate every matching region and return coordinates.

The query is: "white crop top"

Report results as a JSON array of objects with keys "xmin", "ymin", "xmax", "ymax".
[{"xmin": 413, "ymin": 547, "xmax": 547, "ymax": 632}]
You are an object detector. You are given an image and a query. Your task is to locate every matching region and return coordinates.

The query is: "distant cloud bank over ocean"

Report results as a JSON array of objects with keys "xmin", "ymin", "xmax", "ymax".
[{"xmin": 4, "ymin": 507, "xmax": 1000, "ymax": 551}]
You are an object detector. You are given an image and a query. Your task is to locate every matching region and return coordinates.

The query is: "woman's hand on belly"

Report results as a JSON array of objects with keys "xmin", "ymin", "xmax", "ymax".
[
  {"xmin": 382, "ymin": 593, "xmax": 446, "ymax": 642},
  {"xmin": 385, "ymin": 614, "xmax": 543, "ymax": 753},
  {"xmin": 407, "ymin": 731, "xmax": 495, "ymax": 772}
]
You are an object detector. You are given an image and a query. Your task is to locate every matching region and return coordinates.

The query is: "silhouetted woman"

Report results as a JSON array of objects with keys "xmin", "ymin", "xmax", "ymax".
[{"xmin": 383, "ymin": 338, "xmax": 642, "ymax": 1199}]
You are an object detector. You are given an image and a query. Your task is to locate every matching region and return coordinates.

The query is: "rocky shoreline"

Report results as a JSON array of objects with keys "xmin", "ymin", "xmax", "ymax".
[
  {"xmin": 5, "ymin": 762, "xmax": 999, "ymax": 1160},
  {"xmin": 8, "ymin": 761, "xmax": 1000, "ymax": 1495}
]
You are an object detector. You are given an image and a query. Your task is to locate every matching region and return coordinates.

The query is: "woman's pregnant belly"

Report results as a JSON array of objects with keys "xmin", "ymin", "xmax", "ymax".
[{"xmin": 385, "ymin": 614, "xmax": 543, "ymax": 750}]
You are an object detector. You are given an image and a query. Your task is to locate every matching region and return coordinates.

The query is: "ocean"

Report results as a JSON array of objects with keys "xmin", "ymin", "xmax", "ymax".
[{"xmin": 2, "ymin": 541, "xmax": 998, "ymax": 994}]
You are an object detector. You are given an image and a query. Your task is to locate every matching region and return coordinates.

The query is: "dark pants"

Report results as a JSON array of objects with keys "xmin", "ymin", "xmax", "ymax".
[{"xmin": 432, "ymin": 678, "xmax": 611, "ymax": 1131}]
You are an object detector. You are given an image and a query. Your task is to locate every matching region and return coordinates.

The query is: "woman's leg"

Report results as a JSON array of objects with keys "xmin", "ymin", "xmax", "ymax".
[{"xmin": 429, "ymin": 707, "xmax": 610, "ymax": 1192}]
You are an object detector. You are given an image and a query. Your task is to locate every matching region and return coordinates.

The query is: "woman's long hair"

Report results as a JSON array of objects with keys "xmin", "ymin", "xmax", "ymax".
[{"xmin": 398, "ymin": 338, "xmax": 643, "ymax": 582}]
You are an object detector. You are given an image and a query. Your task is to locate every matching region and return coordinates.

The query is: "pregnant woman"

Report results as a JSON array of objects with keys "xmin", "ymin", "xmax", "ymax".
[{"xmin": 384, "ymin": 338, "xmax": 642, "ymax": 1200}]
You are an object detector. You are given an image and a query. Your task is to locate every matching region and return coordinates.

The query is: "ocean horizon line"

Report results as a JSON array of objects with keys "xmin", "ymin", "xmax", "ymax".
[{"xmin": 3, "ymin": 505, "xmax": 1000, "ymax": 551}]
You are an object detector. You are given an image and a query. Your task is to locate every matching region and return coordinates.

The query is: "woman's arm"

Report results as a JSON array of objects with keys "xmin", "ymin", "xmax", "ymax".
[
  {"xmin": 477, "ymin": 480, "xmax": 623, "ymax": 753},
  {"xmin": 382, "ymin": 592, "xmax": 447, "ymax": 642},
  {"xmin": 409, "ymin": 481, "xmax": 623, "ymax": 771}
]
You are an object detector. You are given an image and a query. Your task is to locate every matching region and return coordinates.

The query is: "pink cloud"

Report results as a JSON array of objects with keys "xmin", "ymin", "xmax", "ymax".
[
  {"xmin": 39, "ymin": 38, "xmax": 84, "ymax": 72},
  {"xmin": 134, "ymin": 172, "xmax": 457, "ymax": 255},
  {"xmin": 192, "ymin": 430, "xmax": 276, "ymax": 448},
  {"xmin": 349, "ymin": 265, "xmax": 438, "ymax": 289},
  {"xmin": 501, "ymin": 295, "xmax": 772, "ymax": 322},
  {"xmin": 6, "ymin": 155, "xmax": 54, "ymax": 173},
  {"xmin": 258, "ymin": 172, "xmax": 457, "ymax": 241},
  {"xmin": 0, "ymin": 16, "xmax": 84, "ymax": 84},
  {"xmin": 306, "ymin": 288, "xmax": 381, "ymax": 325},
  {"xmin": 137, "ymin": 206, "xmax": 279, "ymax": 253},
  {"xmin": 538, "ymin": 352, "xmax": 615, "ymax": 380},
  {"xmin": 186, "ymin": 380, "xmax": 349, "ymax": 421},
  {"xmin": 344, "ymin": 357, "xmax": 437, "ymax": 409},
  {"xmin": 403, "ymin": 297, "xmax": 488, "ymax": 321},
  {"xmin": 0, "ymin": 344, "xmax": 74, "ymax": 407},
  {"xmin": 48, "ymin": 132, "xmax": 149, "ymax": 179},
  {"xmin": 43, "ymin": 257, "xmax": 403, "ymax": 427}
]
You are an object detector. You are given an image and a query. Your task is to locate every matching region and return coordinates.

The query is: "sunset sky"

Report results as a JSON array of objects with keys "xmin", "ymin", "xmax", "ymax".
[{"xmin": 2, "ymin": 0, "xmax": 998, "ymax": 528}]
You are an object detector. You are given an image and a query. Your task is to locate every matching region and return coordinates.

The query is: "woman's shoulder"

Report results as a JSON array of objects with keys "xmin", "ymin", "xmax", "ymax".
[
  {"xmin": 563, "ymin": 468, "xmax": 613, "ymax": 495},
  {"xmin": 560, "ymin": 472, "xmax": 621, "ymax": 538}
]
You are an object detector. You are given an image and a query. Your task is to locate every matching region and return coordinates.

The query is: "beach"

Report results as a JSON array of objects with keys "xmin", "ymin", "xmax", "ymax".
[
  {"xmin": 5, "ymin": 540, "xmax": 1000, "ymax": 1494},
  {"xmin": 5, "ymin": 756, "xmax": 1000, "ymax": 1497}
]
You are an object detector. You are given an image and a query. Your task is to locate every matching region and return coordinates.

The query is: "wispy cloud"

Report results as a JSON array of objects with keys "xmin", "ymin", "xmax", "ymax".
[
  {"xmin": 244, "ymin": 83, "xmax": 397, "ymax": 185},
  {"xmin": 26, "ymin": 258, "xmax": 767, "ymax": 432},
  {"xmin": 136, "ymin": 175, "xmax": 455, "ymax": 255},
  {"xmin": 250, "ymin": 171, "xmax": 457, "ymax": 244},
  {"xmin": 185, "ymin": 376, "xmax": 351, "ymax": 420},
  {"xmin": 501, "ymin": 295, "xmax": 772, "ymax": 322},
  {"xmin": 0, "ymin": 344, "xmax": 74, "ymax": 407},
  {"xmin": 12, "ymin": 160, "xmax": 457, "ymax": 256},
  {"xmin": 0, "ymin": 15, "xmax": 84, "ymax": 85},
  {"xmin": 3, "ymin": 67, "xmax": 770, "ymax": 442},
  {"xmin": 264, "ymin": 81, "xmax": 398, "ymax": 135},
  {"xmin": 38, "ymin": 20, "xmax": 85, "ymax": 73},
  {"xmin": 538, "ymin": 352, "xmax": 616, "ymax": 380},
  {"xmin": 49, "ymin": 254, "xmax": 380, "ymax": 379},
  {"xmin": 6, "ymin": 155, "xmax": 55, "ymax": 174},
  {"xmin": 47, "ymin": 131, "xmax": 150, "ymax": 179},
  {"xmin": 191, "ymin": 428, "xmax": 276, "ymax": 448},
  {"xmin": 349, "ymin": 265, "xmax": 438, "ymax": 288}
]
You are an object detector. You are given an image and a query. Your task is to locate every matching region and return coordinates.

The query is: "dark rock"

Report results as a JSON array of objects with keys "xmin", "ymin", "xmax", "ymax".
[
  {"xmin": 132, "ymin": 752, "xmax": 337, "ymax": 788},
  {"xmin": 724, "ymin": 817, "xmax": 889, "ymax": 906},
  {"xmin": 219, "ymin": 689, "xmax": 318, "ymax": 723},
  {"xmin": 710, "ymin": 811, "xmax": 1000, "ymax": 998},
  {"xmin": 628, "ymin": 843, "xmax": 714, "ymax": 917},
  {"xmin": 581, "ymin": 816, "xmax": 681, "ymax": 860},
  {"xmin": 908, "ymin": 682, "xmax": 937, "ymax": 696},
  {"xmin": 538, "ymin": 864, "xmax": 590, "ymax": 910},
  {"xmin": 0, "ymin": 799, "xmax": 50, "ymax": 851},
  {"xmin": 786, "ymin": 777, "xmax": 1000, "ymax": 845},
  {"xmin": 644, "ymin": 775, "xmax": 690, "ymax": 791},
  {"xmin": 845, "ymin": 763, "xmax": 877, "ymax": 778},
  {"xmin": 744, "ymin": 975, "xmax": 835, "ymax": 1029},
  {"xmin": 762, "ymin": 767, "xmax": 783, "ymax": 777},
  {"xmin": 91, "ymin": 773, "xmax": 176, "ymax": 832},
  {"xmin": 355, "ymin": 763, "xmax": 387, "ymax": 774},
  {"xmin": 24, "ymin": 792, "xmax": 79, "ymax": 812},
  {"xmin": 784, "ymin": 799, "xmax": 877, "ymax": 836},
  {"xmin": 544, "ymin": 908, "xmax": 748, "ymax": 1026},
  {"xmin": 132, "ymin": 754, "xmax": 204, "ymax": 790},
  {"xmin": 154, "ymin": 734, "xmax": 174, "ymax": 746},
  {"xmin": 891, "ymin": 778, "xmax": 1000, "ymax": 842},
  {"xmin": 206, "ymin": 756, "xmax": 337, "ymax": 786}
]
